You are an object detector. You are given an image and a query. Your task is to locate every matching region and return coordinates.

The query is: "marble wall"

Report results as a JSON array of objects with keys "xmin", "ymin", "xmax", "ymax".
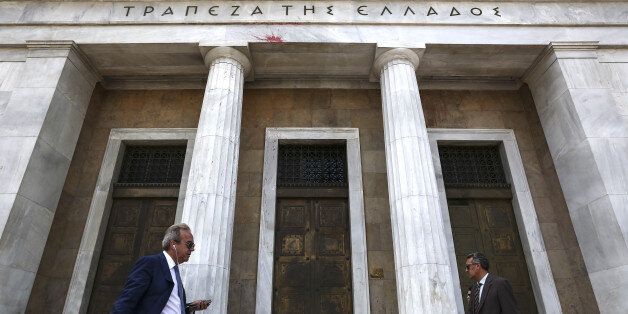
[
  {"xmin": 27, "ymin": 87, "xmax": 597, "ymax": 313},
  {"xmin": 525, "ymin": 45, "xmax": 628, "ymax": 313},
  {"xmin": 0, "ymin": 44, "xmax": 99, "ymax": 312}
]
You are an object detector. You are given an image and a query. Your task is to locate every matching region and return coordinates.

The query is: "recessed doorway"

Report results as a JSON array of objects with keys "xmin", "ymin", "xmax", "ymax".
[
  {"xmin": 256, "ymin": 128, "xmax": 370, "ymax": 314},
  {"xmin": 272, "ymin": 144, "xmax": 352, "ymax": 314},
  {"xmin": 87, "ymin": 145, "xmax": 185, "ymax": 313},
  {"xmin": 438, "ymin": 145, "xmax": 538, "ymax": 313}
]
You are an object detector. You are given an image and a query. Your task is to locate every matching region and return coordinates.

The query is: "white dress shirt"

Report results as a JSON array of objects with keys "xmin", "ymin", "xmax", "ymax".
[
  {"xmin": 478, "ymin": 272, "xmax": 489, "ymax": 303},
  {"xmin": 161, "ymin": 251, "xmax": 183, "ymax": 314}
]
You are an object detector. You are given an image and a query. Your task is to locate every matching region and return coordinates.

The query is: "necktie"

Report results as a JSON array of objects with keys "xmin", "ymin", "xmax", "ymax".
[
  {"xmin": 173, "ymin": 265, "xmax": 186, "ymax": 314},
  {"xmin": 472, "ymin": 282, "xmax": 483, "ymax": 313}
]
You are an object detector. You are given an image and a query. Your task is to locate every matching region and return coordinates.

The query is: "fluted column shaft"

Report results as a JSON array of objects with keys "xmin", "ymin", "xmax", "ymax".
[
  {"xmin": 375, "ymin": 48, "xmax": 456, "ymax": 313},
  {"xmin": 180, "ymin": 47, "xmax": 250, "ymax": 313}
]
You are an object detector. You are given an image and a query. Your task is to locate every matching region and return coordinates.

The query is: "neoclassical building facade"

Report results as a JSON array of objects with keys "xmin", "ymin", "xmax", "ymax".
[{"xmin": 0, "ymin": 1, "xmax": 627, "ymax": 313}]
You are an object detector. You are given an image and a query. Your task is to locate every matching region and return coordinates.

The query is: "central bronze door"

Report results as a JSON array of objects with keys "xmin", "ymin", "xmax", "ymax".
[{"xmin": 273, "ymin": 198, "xmax": 352, "ymax": 314}]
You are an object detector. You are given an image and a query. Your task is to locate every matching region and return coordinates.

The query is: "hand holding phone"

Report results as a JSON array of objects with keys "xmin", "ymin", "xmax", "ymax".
[{"xmin": 185, "ymin": 299, "xmax": 211, "ymax": 312}]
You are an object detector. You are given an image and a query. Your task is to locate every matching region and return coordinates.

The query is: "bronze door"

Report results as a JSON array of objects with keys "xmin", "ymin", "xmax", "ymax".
[
  {"xmin": 448, "ymin": 198, "xmax": 537, "ymax": 313},
  {"xmin": 88, "ymin": 198, "xmax": 177, "ymax": 313},
  {"xmin": 273, "ymin": 198, "xmax": 352, "ymax": 314}
]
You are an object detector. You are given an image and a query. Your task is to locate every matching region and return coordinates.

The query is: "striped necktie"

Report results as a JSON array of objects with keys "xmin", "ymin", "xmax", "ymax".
[
  {"xmin": 173, "ymin": 265, "xmax": 186, "ymax": 314},
  {"xmin": 472, "ymin": 282, "xmax": 483, "ymax": 313}
]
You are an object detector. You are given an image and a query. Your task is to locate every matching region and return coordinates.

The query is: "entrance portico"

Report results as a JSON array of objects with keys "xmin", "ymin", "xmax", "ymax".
[
  {"xmin": 1, "ymin": 1, "xmax": 627, "ymax": 313},
  {"xmin": 61, "ymin": 41, "xmax": 566, "ymax": 313}
]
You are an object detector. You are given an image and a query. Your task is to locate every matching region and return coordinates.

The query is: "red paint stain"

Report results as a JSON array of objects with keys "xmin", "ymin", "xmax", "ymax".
[{"xmin": 254, "ymin": 34, "xmax": 284, "ymax": 43}]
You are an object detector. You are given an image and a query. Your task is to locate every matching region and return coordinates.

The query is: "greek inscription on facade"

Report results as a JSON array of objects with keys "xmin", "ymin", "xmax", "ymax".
[
  {"xmin": 162, "ymin": 7, "xmax": 174, "ymax": 16},
  {"xmin": 304, "ymin": 5, "xmax": 315, "ymax": 15},
  {"xmin": 282, "ymin": 5, "xmax": 292, "ymax": 15},
  {"xmin": 186, "ymin": 6, "xmax": 198, "ymax": 16},
  {"xmin": 119, "ymin": 3, "xmax": 504, "ymax": 20},
  {"xmin": 357, "ymin": 5, "xmax": 368, "ymax": 16},
  {"xmin": 251, "ymin": 6, "xmax": 263, "ymax": 15}
]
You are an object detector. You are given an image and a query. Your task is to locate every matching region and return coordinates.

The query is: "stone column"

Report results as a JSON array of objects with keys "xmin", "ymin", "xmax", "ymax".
[
  {"xmin": 373, "ymin": 48, "xmax": 456, "ymax": 313},
  {"xmin": 525, "ymin": 42, "xmax": 628, "ymax": 313},
  {"xmin": 180, "ymin": 46, "xmax": 251, "ymax": 313},
  {"xmin": 0, "ymin": 41, "xmax": 99, "ymax": 312}
]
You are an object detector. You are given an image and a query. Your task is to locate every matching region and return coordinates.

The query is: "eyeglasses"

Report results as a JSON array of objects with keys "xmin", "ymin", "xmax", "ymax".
[
  {"xmin": 465, "ymin": 263, "xmax": 478, "ymax": 270},
  {"xmin": 177, "ymin": 240, "xmax": 195, "ymax": 249}
]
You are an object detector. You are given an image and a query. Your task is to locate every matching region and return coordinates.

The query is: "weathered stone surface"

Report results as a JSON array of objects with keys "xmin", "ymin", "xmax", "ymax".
[
  {"xmin": 0, "ymin": 42, "xmax": 98, "ymax": 312},
  {"xmin": 525, "ymin": 43, "xmax": 628, "ymax": 313},
  {"xmin": 2, "ymin": 1, "xmax": 628, "ymax": 26}
]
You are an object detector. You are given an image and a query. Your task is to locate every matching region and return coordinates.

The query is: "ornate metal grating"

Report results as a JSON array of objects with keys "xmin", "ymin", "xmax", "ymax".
[
  {"xmin": 116, "ymin": 145, "xmax": 186, "ymax": 187},
  {"xmin": 277, "ymin": 144, "xmax": 347, "ymax": 188},
  {"xmin": 438, "ymin": 145, "xmax": 510, "ymax": 189}
]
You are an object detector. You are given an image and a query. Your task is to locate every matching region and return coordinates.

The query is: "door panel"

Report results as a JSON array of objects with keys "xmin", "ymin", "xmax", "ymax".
[
  {"xmin": 448, "ymin": 198, "xmax": 537, "ymax": 314},
  {"xmin": 88, "ymin": 197, "xmax": 177, "ymax": 313},
  {"xmin": 273, "ymin": 198, "xmax": 352, "ymax": 314}
]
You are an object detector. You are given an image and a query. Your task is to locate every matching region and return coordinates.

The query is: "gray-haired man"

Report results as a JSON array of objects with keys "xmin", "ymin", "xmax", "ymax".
[
  {"xmin": 465, "ymin": 252, "xmax": 520, "ymax": 314},
  {"xmin": 112, "ymin": 223, "xmax": 210, "ymax": 313}
]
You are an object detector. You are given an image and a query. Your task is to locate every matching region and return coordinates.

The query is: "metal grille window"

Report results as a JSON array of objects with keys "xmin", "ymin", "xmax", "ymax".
[
  {"xmin": 277, "ymin": 144, "xmax": 347, "ymax": 188},
  {"xmin": 438, "ymin": 145, "xmax": 510, "ymax": 189},
  {"xmin": 116, "ymin": 145, "xmax": 186, "ymax": 187}
]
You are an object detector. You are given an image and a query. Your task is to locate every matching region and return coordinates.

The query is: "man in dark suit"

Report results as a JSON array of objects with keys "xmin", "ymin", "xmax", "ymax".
[
  {"xmin": 112, "ymin": 223, "xmax": 210, "ymax": 313},
  {"xmin": 465, "ymin": 252, "xmax": 520, "ymax": 314}
]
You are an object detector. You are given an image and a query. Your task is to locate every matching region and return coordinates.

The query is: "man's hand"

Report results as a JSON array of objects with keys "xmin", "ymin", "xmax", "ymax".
[{"xmin": 187, "ymin": 299, "xmax": 211, "ymax": 311}]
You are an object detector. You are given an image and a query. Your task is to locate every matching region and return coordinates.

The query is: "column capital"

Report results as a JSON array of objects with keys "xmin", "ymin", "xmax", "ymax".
[
  {"xmin": 372, "ymin": 47, "xmax": 423, "ymax": 79},
  {"xmin": 200, "ymin": 46, "xmax": 252, "ymax": 78}
]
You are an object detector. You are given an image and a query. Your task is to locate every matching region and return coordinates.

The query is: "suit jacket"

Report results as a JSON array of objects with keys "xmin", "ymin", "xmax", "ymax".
[
  {"xmin": 470, "ymin": 274, "xmax": 520, "ymax": 314},
  {"xmin": 112, "ymin": 252, "xmax": 187, "ymax": 314}
]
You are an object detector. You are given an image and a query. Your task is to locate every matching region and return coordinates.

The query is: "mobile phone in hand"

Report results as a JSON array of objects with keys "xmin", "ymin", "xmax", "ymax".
[{"xmin": 185, "ymin": 299, "xmax": 211, "ymax": 311}]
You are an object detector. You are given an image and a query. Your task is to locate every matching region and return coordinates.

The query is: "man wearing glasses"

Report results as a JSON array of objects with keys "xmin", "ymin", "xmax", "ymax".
[
  {"xmin": 112, "ymin": 223, "xmax": 210, "ymax": 313},
  {"xmin": 465, "ymin": 252, "xmax": 520, "ymax": 314}
]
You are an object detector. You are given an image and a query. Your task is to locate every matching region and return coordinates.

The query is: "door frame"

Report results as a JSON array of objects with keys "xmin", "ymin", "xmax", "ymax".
[
  {"xmin": 255, "ymin": 128, "xmax": 370, "ymax": 314},
  {"xmin": 64, "ymin": 128, "xmax": 196, "ymax": 313},
  {"xmin": 427, "ymin": 128, "xmax": 562, "ymax": 313}
]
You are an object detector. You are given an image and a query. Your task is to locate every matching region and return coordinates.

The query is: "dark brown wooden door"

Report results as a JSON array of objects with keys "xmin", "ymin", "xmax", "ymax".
[
  {"xmin": 88, "ymin": 197, "xmax": 177, "ymax": 313},
  {"xmin": 273, "ymin": 198, "xmax": 352, "ymax": 314},
  {"xmin": 448, "ymin": 198, "xmax": 537, "ymax": 313}
]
